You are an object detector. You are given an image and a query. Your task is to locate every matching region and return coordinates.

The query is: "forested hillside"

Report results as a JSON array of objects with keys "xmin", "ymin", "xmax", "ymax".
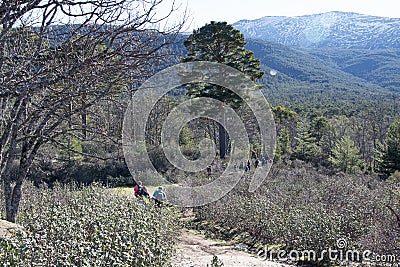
[
  {"xmin": 245, "ymin": 39, "xmax": 400, "ymax": 112},
  {"xmin": 310, "ymin": 48, "xmax": 400, "ymax": 92}
]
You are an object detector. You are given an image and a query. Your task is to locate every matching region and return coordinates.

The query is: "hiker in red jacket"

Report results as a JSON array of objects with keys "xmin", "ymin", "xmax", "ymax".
[{"xmin": 134, "ymin": 181, "xmax": 150, "ymax": 199}]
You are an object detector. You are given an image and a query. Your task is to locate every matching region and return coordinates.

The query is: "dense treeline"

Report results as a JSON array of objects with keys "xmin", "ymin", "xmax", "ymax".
[
  {"xmin": 19, "ymin": 42, "xmax": 400, "ymax": 186},
  {"xmin": 22, "ymin": 90, "xmax": 399, "ymax": 187},
  {"xmin": 17, "ymin": 34, "xmax": 399, "ymax": 187},
  {"xmin": 272, "ymin": 105, "xmax": 400, "ymax": 176}
]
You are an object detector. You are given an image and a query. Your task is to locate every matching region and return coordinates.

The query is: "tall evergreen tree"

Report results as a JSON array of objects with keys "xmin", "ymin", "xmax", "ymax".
[
  {"xmin": 275, "ymin": 127, "xmax": 291, "ymax": 160},
  {"xmin": 179, "ymin": 125, "xmax": 195, "ymax": 147},
  {"xmin": 310, "ymin": 116, "xmax": 330, "ymax": 143},
  {"xmin": 182, "ymin": 21, "xmax": 264, "ymax": 158},
  {"xmin": 329, "ymin": 136, "xmax": 364, "ymax": 174},
  {"xmin": 292, "ymin": 120, "xmax": 322, "ymax": 162},
  {"xmin": 377, "ymin": 119, "xmax": 400, "ymax": 174}
]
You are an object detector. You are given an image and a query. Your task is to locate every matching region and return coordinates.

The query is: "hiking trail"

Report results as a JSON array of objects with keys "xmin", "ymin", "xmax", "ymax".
[{"xmin": 172, "ymin": 229, "xmax": 288, "ymax": 267}]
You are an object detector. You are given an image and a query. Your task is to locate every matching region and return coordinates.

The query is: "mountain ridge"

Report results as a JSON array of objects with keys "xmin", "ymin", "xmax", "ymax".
[
  {"xmin": 244, "ymin": 39, "xmax": 399, "ymax": 110},
  {"xmin": 233, "ymin": 11, "xmax": 400, "ymax": 49}
]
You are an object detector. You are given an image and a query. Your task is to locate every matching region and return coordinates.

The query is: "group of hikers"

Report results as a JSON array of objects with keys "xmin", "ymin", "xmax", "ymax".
[
  {"xmin": 206, "ymin": 156, "xmax": 273, "ymax": 176},
  {"xmin": 134, "ymin": 155, "xmax": 272, "ymax": 205},
  {"xmin": 133, "ymin": 181, "xmax": 167, "ymax": 207}
]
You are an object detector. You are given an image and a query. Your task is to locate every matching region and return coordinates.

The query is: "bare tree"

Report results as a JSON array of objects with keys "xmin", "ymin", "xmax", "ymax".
[{"xmin": 0, "ymin": 0, "xmax": 185, "ymax": 222}]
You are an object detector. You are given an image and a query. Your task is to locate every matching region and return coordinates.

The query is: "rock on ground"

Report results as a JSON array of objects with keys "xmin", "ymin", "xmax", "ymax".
[{"xmin": 0, "ymin": 219, "xmax": 25, "ymax": 240}]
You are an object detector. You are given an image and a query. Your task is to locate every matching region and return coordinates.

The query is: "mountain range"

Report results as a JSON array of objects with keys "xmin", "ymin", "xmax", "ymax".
[
  {"xmin": 225, "ymin": 12, "xmax": 400, "ymax": 112},
  {"xmin": 245, "ymin": 39, "xmax": 399, "ymax": 109},
  {"xmin": 233, "ymin": 11, "xmax": 400, "ymax": 49},
  {"xmin": 43, "ymin": 12, "xmax": 400, "ymax": 114}
]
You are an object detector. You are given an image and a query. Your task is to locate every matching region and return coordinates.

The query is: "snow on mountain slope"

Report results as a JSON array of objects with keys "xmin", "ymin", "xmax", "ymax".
[{"xmin": 233, "ymin": 11, "xmax": 400, "ymax": 49}]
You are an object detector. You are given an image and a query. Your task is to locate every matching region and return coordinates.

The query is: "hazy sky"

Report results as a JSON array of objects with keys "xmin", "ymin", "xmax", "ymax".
[{"xmin": 163, "ymin": 0, "xmax": 400, "ymax": 31}]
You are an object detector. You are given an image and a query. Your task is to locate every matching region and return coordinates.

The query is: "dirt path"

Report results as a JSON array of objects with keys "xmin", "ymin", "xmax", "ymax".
[
  {"xmin": 112, "ymin": 188, "xmax": 287, "ymax": 266},
  {"xmin": 171, "ymin": 230, "xmax": 287, "ymax": 267}
]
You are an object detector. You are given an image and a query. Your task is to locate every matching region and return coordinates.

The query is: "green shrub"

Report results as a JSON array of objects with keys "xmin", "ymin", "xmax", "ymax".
[
  {"xmin": 192, "ymin": 160, "xmax": 399, "ymax": 262},
  {"xmin": 207, "ymin": 255, "xmax": 224, "ymax": 267},
  {"xmin": 1, "ymin": 183, "xmax": 179, "ymax": 266}
]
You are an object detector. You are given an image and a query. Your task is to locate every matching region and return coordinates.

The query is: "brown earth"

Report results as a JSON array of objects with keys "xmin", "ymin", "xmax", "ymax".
[{"xmin": 172, "ymin": 230, "xmax": 288, "ymax": 267}]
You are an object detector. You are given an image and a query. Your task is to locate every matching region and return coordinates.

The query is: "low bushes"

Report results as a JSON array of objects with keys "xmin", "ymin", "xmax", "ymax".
[
  {"xmin": 0, "ymin": 183, "xmax": 179, "ymax": 266},
  {"xmin": 192, "ymin": 160, "xmax": 400, "ymax": 263}
]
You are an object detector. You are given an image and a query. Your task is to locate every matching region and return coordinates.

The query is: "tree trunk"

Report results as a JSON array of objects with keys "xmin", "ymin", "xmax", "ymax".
[
  {"xmin": 219, "ymin": 123, "xmax": 226, "ymax": 159},
  {"xmin": 5, "ymin": 181, "xmax": 23, "ymax": 223},
  {"xmin": 4, "ymin": 181, "xmax": 14, "ymax": 222},
  {"xmin": 82, "ymin": 92, "xmax": 87, "ymax": 140}
]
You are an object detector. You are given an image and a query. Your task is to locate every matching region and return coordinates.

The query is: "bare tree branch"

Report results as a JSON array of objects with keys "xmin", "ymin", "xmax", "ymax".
[{"xmin": 0, "ymin": 0, "xmax": 187, "ymax": 222}]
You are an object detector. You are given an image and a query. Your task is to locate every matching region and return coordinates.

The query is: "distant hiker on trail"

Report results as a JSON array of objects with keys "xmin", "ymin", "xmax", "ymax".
[
  {"xmin": 239, "ymin": 162, "xmax": 244, "ymax": 170},
  {"xmin": 261, "ymin": 156, "xmax": 267, "ymax": 165},
  {"xmin": 134, "ymin": 181, "xmax": 143, "ymax": 198},
  {"xmin": 245, "ymin": 160, "xmax": 251, "ymax": 172},
  {"xmin": 134, "ymin": 181, "xmax": 150, "ymax": 208},
  {"xmin": 207, "ymin": 166, "xmax": 212, "ymax": 176},
  {"xmin": 255, "ymin": 159, "xmax": 260, "ymax": 168},
  {"xmin": 153, "ymin": 186, "xmax": 167, "ymax": 206},
  {"xmin": 134, "ymin": 181, "xmax": 150, "ymax": 200}
]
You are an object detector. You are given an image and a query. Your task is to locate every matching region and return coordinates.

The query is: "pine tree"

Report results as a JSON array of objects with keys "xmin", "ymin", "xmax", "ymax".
[
  {"xmin": 310, "ymin": 116, "xmax": 330, "ymax": 143},
  {"xmin": 293, "ymin": 120, "xmax": 322, "ymax": 162},
  {"xmin": 329, "ymin": 136, "xmax": 364, "ymax": 174},
  {"xmin": 179, "ymin": 125, "xmax": 195, "ymax": 147},
  {"xmin": 275, "ymin": 127, "xmax": 291, "ymax": 160},
  {"xmin": 377, "ymin": 119, "xmax": 400, "ymax": 175},
  {"xmin": 182, "ymin": 21, "xmax": 263, "ymax": 158}
]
